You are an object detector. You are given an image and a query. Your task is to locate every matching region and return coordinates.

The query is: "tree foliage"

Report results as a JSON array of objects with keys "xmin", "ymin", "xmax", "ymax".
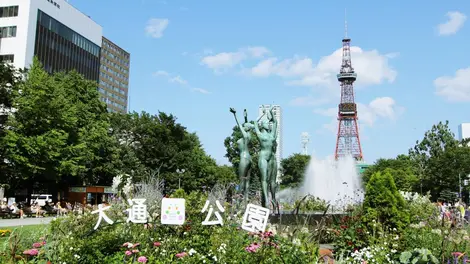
[
  {"xmin": 362, "ymin": 155, "xmax": 419, "ymax": 192},
  {"xmin": 409, "ymin": 121, "xmax": 470, "ymax": 199},
  {"xmin": 363, "ymin": 170, "xmax": 410, "ymax": 230},
  {"xmin": 110, "ymin": 111, "xmax": 234, "ymax": 192},
  {"xmin": 0, "ymin": 61, "xmax": 24, "ymax": 184},
  {"xmin": 280, "ymin": 153, "xmax": 310, "ymax": 189},
  {"xmin": 2, "ymin": 58, "xmax": 113, "ymax": 193},
  {"xmin": 224, "ymin": 123, "xmax": 261, "ymax": 192}
]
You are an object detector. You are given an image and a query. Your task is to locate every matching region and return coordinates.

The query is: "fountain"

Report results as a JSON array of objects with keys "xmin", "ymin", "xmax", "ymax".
[{"xmin": 300, "ymin": 155, "xmax": 364, "ymax": 209}]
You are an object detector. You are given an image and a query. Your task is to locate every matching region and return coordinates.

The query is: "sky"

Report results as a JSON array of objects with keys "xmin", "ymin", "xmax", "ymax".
[{"xmin": 69, "ymin": 0, "xmax": 470, "ymax": 165}]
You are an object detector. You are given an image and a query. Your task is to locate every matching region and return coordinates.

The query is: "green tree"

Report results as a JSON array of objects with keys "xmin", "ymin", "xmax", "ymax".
[
  {"xmin": 224, "ymin": 123, "xmax": 261, "ymax": 193},
  {"xmin": 363, "ymin": 170, "xmax": 410, "ymax": 230},
  {"xmin": 409, "ymin": 121, "xmax": 467, "ymax": 199},
  {"xmin": 0, "ymin": 61, "xmax": 24, "ymax": 186},
  {"xmin": 280, "ymin": 153, "xmax": 310, "ymax": 189},
  {"xmin": 362, "ymin": 155, "xmax": 419, "ymax": 192},
  {"xmin": 109, "ymin": 111, "xmax": 225, "ymax": 192},
  {"xmin": 3, "ymin": 58, "xmax": 114, "ymax": 194},
  {"xmin": 213, "ymin": 165, "xmax": 238, "ymax": 184}
]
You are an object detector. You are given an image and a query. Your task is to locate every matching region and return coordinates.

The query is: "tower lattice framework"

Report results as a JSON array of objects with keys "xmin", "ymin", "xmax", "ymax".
[{"xmin": 334, "ymin": 33, "xmax": 363, "ymax": 161}]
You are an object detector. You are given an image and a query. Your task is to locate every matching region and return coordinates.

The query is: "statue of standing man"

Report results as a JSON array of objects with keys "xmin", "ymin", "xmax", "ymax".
[{"xmin": 254, "ymin": 107, "xmax": 279, "ymax": 210}]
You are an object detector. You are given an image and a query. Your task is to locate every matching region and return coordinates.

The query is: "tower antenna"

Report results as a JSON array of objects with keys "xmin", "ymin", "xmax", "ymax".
[{"xmin": 344, "ymin": 9, "xmax": 348, "ymax": 39}]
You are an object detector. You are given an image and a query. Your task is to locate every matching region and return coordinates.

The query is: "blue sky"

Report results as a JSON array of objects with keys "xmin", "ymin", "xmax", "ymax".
[{"xmin": 70, "ymin": 0, "xmax": 470, "ymax": 165}]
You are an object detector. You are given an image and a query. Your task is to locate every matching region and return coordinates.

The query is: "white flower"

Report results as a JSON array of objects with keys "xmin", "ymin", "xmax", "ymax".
[
  {"xmin": 292, "ymin": 238, "xmax": 301, "ymax": 245},
  {"xmin": 212, "ymin": 255, "xmax": 217, "ymax": 261},
  {"xmin": 74, "ymin": 254, "xmax": 80, "ymax": 259},
  {"xmin": 189, "ymin": 248, "xmax": 197, "ymax": 256}
]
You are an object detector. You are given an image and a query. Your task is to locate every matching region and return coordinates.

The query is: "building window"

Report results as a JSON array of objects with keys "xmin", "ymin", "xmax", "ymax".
[
  {"xmin": 0, "ymin": 54, "xmax": 14, "ymax": 63},
  {"xmin": 0, "ymin": 6, "xmax": 19, "ymax": 18},
  {"xmin": 34, "ymin": 10, "xmax": 101, "ymax": 82},
  {"xmin": 0, "ymin": 26, "xmax": 17, "ymax": 38}
]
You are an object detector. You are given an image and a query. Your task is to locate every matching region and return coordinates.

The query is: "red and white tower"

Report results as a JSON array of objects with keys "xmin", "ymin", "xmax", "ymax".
[{"xmin": 334, "ymin": 25, "xmax": 363, "ymax": 161}]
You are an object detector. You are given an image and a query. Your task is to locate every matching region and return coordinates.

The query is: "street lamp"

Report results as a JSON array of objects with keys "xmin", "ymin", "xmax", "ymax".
[{"xmin": 176, "ymin": 169, "xmax": 185, "ymax": 189}]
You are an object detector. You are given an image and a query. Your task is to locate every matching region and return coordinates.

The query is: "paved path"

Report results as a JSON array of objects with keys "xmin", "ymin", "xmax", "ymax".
[{"xmin": 0, "ymin": 217, "xmax": 54, "ymax": 227}]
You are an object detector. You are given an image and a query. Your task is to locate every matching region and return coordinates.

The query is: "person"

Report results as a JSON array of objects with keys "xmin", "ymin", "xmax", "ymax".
[
  {"xmin": 9, "ymin": 203, "xmax": 23, "ymax": 218},
  {"xmin": 459, "ymin": 201, "xmax": 466, "ymax": 221},
  {"xmin": 254, "ymin": 107, "xmax": 278, "ymax": 209}
]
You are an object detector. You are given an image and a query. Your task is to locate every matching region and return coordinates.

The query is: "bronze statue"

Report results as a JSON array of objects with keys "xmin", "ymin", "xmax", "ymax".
[
  {"xmin": 254, "ymin": 107, "xmax": 278, "ymax": 209},
  {"xmin": 230, "ymin": 108, "xmax": 254, "ymax": 203}
]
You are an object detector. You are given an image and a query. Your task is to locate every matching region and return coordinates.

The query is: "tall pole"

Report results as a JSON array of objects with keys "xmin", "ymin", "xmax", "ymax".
[
  {"xmin": 459, "ymin": 172, "xmax": 462, "ymax": 200},
  {"xmin": 176, "ymin": 168, "xmax": 185, "ymax": 190}
]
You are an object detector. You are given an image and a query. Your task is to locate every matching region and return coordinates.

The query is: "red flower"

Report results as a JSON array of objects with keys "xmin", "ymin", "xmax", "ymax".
[
  {"xmin": 153, "ymin": 242, "xmax": 161, "ymax": 247},
  {"xmin": 347, "ymin": 241, "xmax": 353, "ymax": 246},
  {"xmin": 340, "ymin": 225, "xmax": 348, "ymax": 229}
]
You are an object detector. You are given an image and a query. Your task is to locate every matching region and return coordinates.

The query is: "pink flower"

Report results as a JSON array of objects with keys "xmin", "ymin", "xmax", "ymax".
[
  {"xmin": 23, "ymin": 249, "xmax": 39, "ymax": 256},
  {"xmin": 245, "ymin": 243, "xmax": 261, "ymax": 253},
  {"xmin": 32, "ymin": 242, "xmax": 42, "ymax": 248},
  {"xmin": 132, "ymin": 249, "xmax": 139, "ymax": 253},
  {"xmin": 153, "ymin": 242, "xmax": 161, "ymax": 247},
  {"xmin": 132, "ymin": 243, "xmax": 140, "ymax": 248},
  {"xmin": 122, "ymin": 242, "xmax": 129, "ymax": 247},
  {"xmin": 125, "ymin": 251, "xmax": 132, "ymax": 256},
  {"xmin": 137, "ymin": 256, "xmax": 148, "ymax": 263},
  {"xmin": 176, "ymin": 252, "xmax": 188, "ymax": 258}
]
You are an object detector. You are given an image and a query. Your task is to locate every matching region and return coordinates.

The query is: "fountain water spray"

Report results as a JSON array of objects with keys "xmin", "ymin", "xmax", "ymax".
[{"xmin": 300, "ymin": 155, "xmax": 363, "ymax": 210}]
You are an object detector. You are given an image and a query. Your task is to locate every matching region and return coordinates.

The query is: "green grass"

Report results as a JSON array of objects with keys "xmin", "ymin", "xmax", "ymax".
[{"xmin": 0, "ymin": 225, "xmax": 48, "ymax": 243}]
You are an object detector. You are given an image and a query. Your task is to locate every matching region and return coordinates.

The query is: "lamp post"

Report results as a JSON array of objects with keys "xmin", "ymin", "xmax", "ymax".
[{"xmin": 176, "ymin": 169, "xmax": 185, "ymax": 189}]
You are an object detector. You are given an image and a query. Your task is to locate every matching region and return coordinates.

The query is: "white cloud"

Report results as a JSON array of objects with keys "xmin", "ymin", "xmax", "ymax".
[
  {"xmin": 192, "ymin": 88, "xmax": 211, "ymax": 94},
  {"xmin": 314, "ymin": 97, "xmax": 403, "ymax": 133},
  {"xmin": 434, "ymin": 67, "xmax": 470, "ymax": 102},
  {"xmin": 153, "ymin": 70, "xmax": 210, "ymax": 94},
  {"xmin": 437, "ymin": 11, "xmax": 467, "ymax": 36},
  {"xmin": 200, "ymin": 46, "xmax": 269, "ymax": 71},
  {"xmin": 153, "ymin": 70, "xmax": 169, "ymax": 76},
  {"xmin": 250, "ymin": 47, "xmax": 397, "ymax": 89},
  {"xmin": 145, "ymin": 18, "xmax": 169, "ymax": 38},
  {"xmin": 169, "ymin": 76, "xmax": 188, "ymax": 85}
]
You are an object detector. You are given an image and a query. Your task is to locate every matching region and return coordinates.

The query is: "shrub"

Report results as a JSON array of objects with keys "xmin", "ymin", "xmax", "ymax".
[{"xmin": 362, "ymin": 170, "xmax": 410, "ymax": 231}]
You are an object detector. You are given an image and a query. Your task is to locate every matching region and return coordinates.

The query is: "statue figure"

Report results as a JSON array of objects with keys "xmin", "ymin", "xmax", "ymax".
[
  {"xmin": 254, "ymin": 107, "xmax": 278, "ymax": 210},
  {"xmin": 230, "ymin": 108, "xmax": 254, "ymax": 203}
]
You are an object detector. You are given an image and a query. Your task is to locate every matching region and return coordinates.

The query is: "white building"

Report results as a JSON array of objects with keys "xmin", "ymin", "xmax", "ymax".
[
  {"xmin": 0, "ymin": 0, "xmax": 102, "ymax": 78},
  {"xmin": 258, "ymin": 104, "xmax": 283, "ymax": 183},
  {"xmin": 459, "ymin": 123, "xmax": 470, "ymax": 141}
]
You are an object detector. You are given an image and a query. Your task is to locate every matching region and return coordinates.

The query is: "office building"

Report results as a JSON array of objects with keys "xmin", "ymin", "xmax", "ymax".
[
  {"xmin": 0, "ymin": 0, "xmax": 131, "ymax": 113},
  {"xmin": 99, "ymin": 37, "xmax": 130, "ymax": 113},
  {"xmin": 459, "ymin": 123, "xmax": 470, "ymax": 141},
  {"xmin": 258, "ymin": 104, "xmax": 283, "ymax": 183},
  {"xmin": 0, "ymin": 0, "xmax": 102, "ymax": 82}
]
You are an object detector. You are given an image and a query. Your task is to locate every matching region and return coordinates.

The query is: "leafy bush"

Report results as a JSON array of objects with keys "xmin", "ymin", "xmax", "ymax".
[
  {"xmin": 332, "ymin": 210, "xmax": 368, "ymax": 254},
  {"xmin": 399, "ymin": 248, "xmax": 439, "ymax": 264},
  {"xmin": 362, "ymin": 170, "xmax": 410, "ymax": 231}
]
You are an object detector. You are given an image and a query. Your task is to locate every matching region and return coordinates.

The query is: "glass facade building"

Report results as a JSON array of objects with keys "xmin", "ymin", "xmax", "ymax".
[
  {"xmin": 99, "ymin": 37, "xmax": 129, "ymax": 113},
  {"xmin": 34, "ymin": 10, "xmax": 100, "ymax": 81}
]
